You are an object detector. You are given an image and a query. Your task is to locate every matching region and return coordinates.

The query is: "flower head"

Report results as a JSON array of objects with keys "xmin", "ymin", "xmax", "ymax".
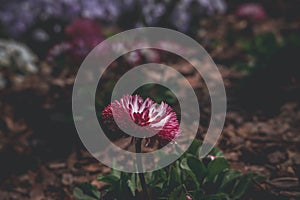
[
  {"xmin": 47, "ymin": 18, "xmax": 104, "ymax": 65},
  {"xmin": 65, "ymin": 18, "xmax": 104, "ymax": 60},
  {"xmin": 186, "ymin": 194, "xmax": 193, "ymax": 200},
  {"xmin": 236, "ymin": 3, "xmax": 267, "ymax": 22},
  {"xmin": 102, "ymin": 94, "xmax": 180, "ymax": 146}
]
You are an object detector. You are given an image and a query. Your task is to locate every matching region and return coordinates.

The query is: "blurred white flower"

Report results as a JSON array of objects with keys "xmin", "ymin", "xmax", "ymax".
[{"xmin": 0, "ymin": 40, "xmax": 38, "ymax": 74}]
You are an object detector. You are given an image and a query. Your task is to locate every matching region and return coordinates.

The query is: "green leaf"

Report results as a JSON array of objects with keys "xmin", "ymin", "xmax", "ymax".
[
  {"xmin": 230, "ymin": 173, "xmax": 260, "ymax": 199},
  {"xmin": 205, "ymin": 193, "xmax": 229, "ymax": 200},
  {"xmin": 148, "ymin": 169, "xmax": 167, "ymax": 187},
  {"xmin": 180, "ymin": 158, "xmax": 200, "ymax": 189},
  {"xmin": 218, "ymin": 170, "xmax": 241, "ymax": 192},
  {"xmin": 97, "ymin": 174, "xmax": 120, "ymax": 183},
  {"xmin": 127, "ymin": 179, "xmax": 136, "ymax": 196},
  {"xmin": 97, "ymin": 172, "xmax": 122, "ymax": 196},
  {"xmin": 208, "ymin": 147, "xmax": 224, "ymax": 157},
  {"xmin": 180, "ymin": 155, "xmax": 207, "ymax": 189},
  {"xmin": 168, "ymin": 165, "xmax": 181, "ymax": 188},
  {"xmin": 187, "ymin": 156, "xmax": 207, "ymax": 182},
  {"xmin": 154, "ymin": 182, "xmax": 164, "ymax": 190},
  {"xmin": 73, "ymin": 187, "xmax": 99, "ymax": 200},
  {"xmin": 77, "ymin": 183, "xmax": 101, "ymax": 199},
  {"xmin": 168, "ymin": 185, "xmax": 185, "ymax": 200},
  {"xmin": 119, "ymin": 172, "xmax": 132, "ymax": 195},
  {"xmin": 187, "ymin": 139, "xmax": 202, "ymax": 155},
  {"xmin": 111, "ymin": 167, "xmax": 121, "ymax": 178},
  {"xmin": 205, "ymin": 157, "xmax": 229, "ymax": 184}
]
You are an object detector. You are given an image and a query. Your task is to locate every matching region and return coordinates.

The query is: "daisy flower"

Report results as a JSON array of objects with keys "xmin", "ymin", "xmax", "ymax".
[{"xmin": 102, "ymin": 94, "xmax": 180, "ymax": 146}]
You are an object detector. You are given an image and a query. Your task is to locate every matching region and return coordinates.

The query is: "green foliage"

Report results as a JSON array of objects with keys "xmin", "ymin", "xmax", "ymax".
[
  {"xmin": 236, "ymin": 32, "xmax": 300, "ymax": 76},
  {"xmin": 241, "ymin": 33, "xmax": 279, "ymax": 60},
  {"xmin": 236, "ymin": 33, "xmax": 281, "ymax": 75},
  {"xmin": 135, "ymin": 83, "xmax": 178, "ymax": 105},
  {"xmin": 74, "ymin": 140, "xmax": 264, "ymax": 200},
  {"xmin": 73, "ymin": 183, "xmax": 101, "ymax": 200}
]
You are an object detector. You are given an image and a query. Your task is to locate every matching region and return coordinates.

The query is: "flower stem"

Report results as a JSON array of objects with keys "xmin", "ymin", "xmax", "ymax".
[{"xmin": 135, "ymin": 138, "xmax": 149, "ymax": 200}]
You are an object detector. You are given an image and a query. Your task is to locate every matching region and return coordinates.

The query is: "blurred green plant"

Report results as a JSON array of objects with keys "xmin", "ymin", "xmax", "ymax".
[
  {"xmin": 236, "ymin": 33, "xmax": 281, "ymax": 75},
  {"xmin": 135, "ymin": 84, "xmax": 178, "ymax": 106},
  {"xmin": 236, "ymin": 32, "xmax": 300, "ymax": 75},
  {"xmin": 73, "ymin": 139, "xmax": 264, "ymax": 200}
]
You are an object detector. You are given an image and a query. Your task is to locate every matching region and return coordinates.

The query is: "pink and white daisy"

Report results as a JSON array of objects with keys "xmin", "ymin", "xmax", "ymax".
[{"xmin": 102, "ymin": 94, "xmax": 180, "ymax": 146}]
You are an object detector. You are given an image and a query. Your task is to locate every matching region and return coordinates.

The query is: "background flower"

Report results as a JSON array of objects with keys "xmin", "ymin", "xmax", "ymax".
[
  {"xmin": 236, "ymin": 3, "xmax": 267, "ymax": 22},
  {"xmin": 0, "ymin": 0, "xmax": 227, "ymax": 38},
  {"xmin": 0, "ymin": 40, "xmax": 38, "ymax": 74},
  {"xmin": 47, "ymin": 18, "xmax": 104, "ymax": 66}
]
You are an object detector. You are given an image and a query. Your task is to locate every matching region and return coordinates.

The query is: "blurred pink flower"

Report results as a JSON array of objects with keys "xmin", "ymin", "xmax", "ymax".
[
  {"xmin": 207, "ymin": 155, "xmax": 216, "ymax": 161},
  {"xmin": 186, "ymin": 194, "xmax": 193, "ymax": 200},
  {"xmin": 125, "ymin": 51, "xmax": 142, "ymax": 66},
  {"xmin": 102, "ymin": 94, "xmax": 180, "ymax": 146},
  {"xmin": 141, "ymin": 49, "xmax": 161, "ymax": 63},
  {"xmin": 47, "ymin": 18, "xmax": 104, "ymax": 66},
  {"xmin": 65, "ymin": 18, "xmax": 104, "ymax": 61},
  {"xmin": 47, "ymin": 42, "xmax": 72, "ymax": 62},
  {"xmin": 236, "ymin": 3, "xmax": 267, "ymax": 22}
]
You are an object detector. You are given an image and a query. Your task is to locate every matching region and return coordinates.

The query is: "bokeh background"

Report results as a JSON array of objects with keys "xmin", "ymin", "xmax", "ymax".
[{"xmin": 0, "ymin": 0, "xmax": 300, "ymax": 199}]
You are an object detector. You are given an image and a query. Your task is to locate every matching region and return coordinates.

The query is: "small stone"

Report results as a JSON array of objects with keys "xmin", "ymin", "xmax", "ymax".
[{"xmin": 62, "ymin": 173, "xmax": 73, "ymax": 186}]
